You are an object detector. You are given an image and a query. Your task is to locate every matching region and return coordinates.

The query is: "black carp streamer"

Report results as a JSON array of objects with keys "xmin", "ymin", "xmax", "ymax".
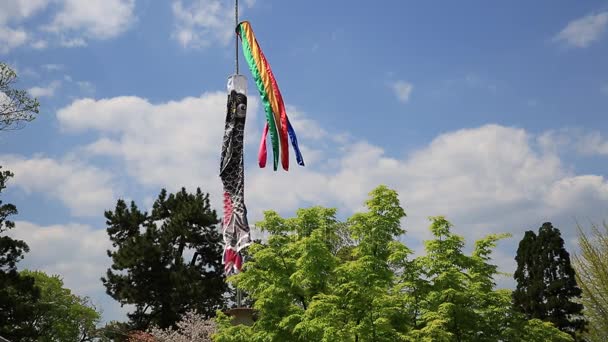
[{"xmin": 220, "ymin": 75, "xmax": 251, "ymax": 274}]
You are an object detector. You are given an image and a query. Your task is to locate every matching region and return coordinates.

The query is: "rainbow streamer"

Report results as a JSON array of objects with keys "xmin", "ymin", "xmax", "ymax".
[{"xmin": 236, "ymin": 21, "xmax": 304, "ymax": 171}]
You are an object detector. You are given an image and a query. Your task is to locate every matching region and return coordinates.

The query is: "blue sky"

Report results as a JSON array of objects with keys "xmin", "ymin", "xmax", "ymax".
[{"xmin": 1, "ymin": 0, "xmax": 607, "ymax": 324}]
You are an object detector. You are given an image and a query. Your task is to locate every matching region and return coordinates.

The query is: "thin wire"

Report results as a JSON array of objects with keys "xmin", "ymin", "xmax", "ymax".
[{"xmin": 235, "ymin": 0, "xmax": 239, "ymax": 74}]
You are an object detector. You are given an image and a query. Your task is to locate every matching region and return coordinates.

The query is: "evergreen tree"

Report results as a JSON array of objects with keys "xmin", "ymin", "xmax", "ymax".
[
  {"xmin": 0, "ymin": 166, "xmax": 41, "ymax": 340},
  {"xmin": 513, "ymin": 231, "xmax": 545, "ymax": 319},
  {"xmin": 513, "ymin": 222, "xmax": 587, "ymax": 339},
  {"xmin": 102, "ymin": 187, "xmax": 227, "ymax": 331}
]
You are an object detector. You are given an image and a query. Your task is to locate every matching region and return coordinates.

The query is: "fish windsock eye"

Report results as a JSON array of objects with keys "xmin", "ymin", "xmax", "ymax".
[{"xmin": 236, "ymin": 103, "xmax": 247, "ymax": 117}]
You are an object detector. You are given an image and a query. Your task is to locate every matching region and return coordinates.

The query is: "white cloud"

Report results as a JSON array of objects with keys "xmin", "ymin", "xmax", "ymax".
[
  {"xmin": 31, "ymin": 39, "xmax": 47, "ymax": 49},
  {"xmin": 28, "ymin": 80, "xmax": 61, "ymax": 97},
  {"xmin": 0, "ymin": 1, "xmax": 47, "ymax": 53},
  {"xmin": 244, "ymin": 123, "xmax": 608, "ymax": 264},
  {"xmin": 547, "ymin": 175, "xmax": 608, "ymax": 208},
  {"xmin": 554, "ymin": 11, "xmax": 608, "ymax": 48},
  {"xmin": 0, "ymin": 0, "xmax": 49, "ymax": 24},
  {"xmin": 396, "ymin": 126, "xmax": 581, "ymax": 229},
  {"xmin": 0, "ymin": 26, "xmax": 28, "ymax": 53},
  {"xmin": 56, "ymin": 74, "xmax": 96, "ymax": 95},
  {"xmin": 55, "ymin": 91, "xmax": 608, "ymax": 248},
  {"xmin": 5, "ymin": 63, "xmax": 39, "ymax": 79},
  {"xmin": 0, "ymin": 0, "xmax": 135, "ymax": 52},
  {"xmin": 42, "ymin": 63, "xmax": 64, "ymax": 71},
  {"xmin": 55, "ymin": 91, "xmax": 343, "ymax": 217},
  {"xmin": 76, "ymin": 80, "xmax": 95, "ymax": 94},
  {"xmin": 538, "ymin": 128, "xmax": 608, "ymax": 157},
  {"xmin": 171, "ymin": 0, "xmax": 256, "ymax": 48},
  {"xmin": 57, "ymin": 92, "xmax": 260, "ymax": 202},
  {"xmin": 284, "ymin": 105, "xmax": 329, "ymax": 141},
  {"xmin": 6, "ymin": 220, "xmax": 126, "ymax": 323},
  {"xmin": 390, "ymin": 80, "xmax": 413, "ymax": 103},
  {"xmin": 577, "ymin": 131, "xmax": 608, "ymax": 156},
  {"xmin": 46, "ymin": 0, "xmax": 136, "ymax": 41},
  {"xmin": 8, "ymin": 221, "xmax": 110, "ymax": 294},
  {"xmin": 59, "ymin": 37, "xmax": 87, "ymax": 47},
  {"xmin": 0, "ymin": 155, "xmax": 116, "ymax": 217}
]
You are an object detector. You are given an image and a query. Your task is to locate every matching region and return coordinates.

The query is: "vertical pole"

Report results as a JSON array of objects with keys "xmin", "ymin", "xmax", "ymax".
[
  {"xmin": 235, "ymin": 0, "xmax": 239, "ymax": 75},
  {"xmin": 235, "ymin": 0, "xmax": 242, "ymax": 308}
]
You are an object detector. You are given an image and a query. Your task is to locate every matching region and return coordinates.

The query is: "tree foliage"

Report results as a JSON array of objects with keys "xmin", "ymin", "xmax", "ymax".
[
  {"xmin": 20, "ymin": 270, "xmax": 102, "ymax": 341},
  {"xmin": 97, "ymin": 320, "xmax": 135, "ymax": 342},
  {"xmin": 102, "ymin": 187, "xmax": 228, "ymax": 331},
  {"xmin": 0, "ymin": 166, "xmax": 41, "ymax": 340},
  {"xmin": 0, "ymin": 62, "xmax": 40, "ymax": 131},
  {"xmin": 572, "ymin": 221, "xmax": 608, "ymax": 342},
  {"xmin": 214, "ymin": 185, "xmax": 572, "ymax": 341},
  {"xmin": 513, "ymin": 222, "xmax": 587, "ymax": 339}
]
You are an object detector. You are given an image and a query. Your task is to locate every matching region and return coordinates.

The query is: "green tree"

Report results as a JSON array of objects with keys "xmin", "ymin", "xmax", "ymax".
[
  {"xmin": 102, "ymin": 187, "xmax": 227, "ymax": 331},
  {"xmin": 0, "ymin": 62, "xmax": 40, "ymax": 131},
  {"xmin": 0, "ymin": 166, "xmax": 41, "ymax": 340},
  {"xmin": 572, "ymin": 221, "xmax": 608, "ymax": 342},
  {"xmin": 513, "ymin": 222, "xmax": 587, "ymax": 339},
  {"xmin": 97, "ymin": 320, "xmax": 134, "ymax": 342},
  {"xmin": 19, "ymin": 270, "xmax": 102, "ymax": 341},
  {"xmin": 214, "ymin": 185, "xmax": 572, "ymax": 342},
  {"xmin": 291, "ymin": 186, "xmax": 408, "ymax": 341},
  {"xmin": 405, "ymin": 217, "xmax": 511, "ymax": 341},
  {"xmin": 403, "ymin": 217, "xmax": 573, "ymax": 341}
]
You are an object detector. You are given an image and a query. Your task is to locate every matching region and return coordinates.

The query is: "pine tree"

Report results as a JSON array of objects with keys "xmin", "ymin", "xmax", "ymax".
[
  {"xmin": 513, "ymin": 231, "xmax": 546, "ymax": 319},
  {"xmin": 0, "ymin": 166, "xmax": 41, "ymax": 340},
  {"xmin": 102, "ymin": 187, "xmax": 228, "ymax": 331},
  {"xmin": 513, "ymin": 222, "xmax": 587, "ymax": 339}
]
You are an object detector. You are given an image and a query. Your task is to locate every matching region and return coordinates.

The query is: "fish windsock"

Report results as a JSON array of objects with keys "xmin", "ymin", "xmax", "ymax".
[
  {"xmin": 236, "ymin": 21, "xmax": 304, "ymax": 171},
  {"xmin": 220, "ymin": 74, "xmax": 251, "ymax": 274}
]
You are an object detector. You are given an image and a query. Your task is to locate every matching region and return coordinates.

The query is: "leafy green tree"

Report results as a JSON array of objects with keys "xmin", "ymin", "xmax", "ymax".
[
  {"xmin": 19, "ymin": 270, "xmax": 101, "ymax": 341},
  {"xmin": 0, "ymin": 62, "xmax": 40, "ymax": 131},
  {"xmin": 0, "ymin": 166, "xmax": 41, "ymax": 340},
  {"xmin": 521, "ymin": 319, "xmax": 580, "ymax": 342},
  {"xmin": 102, "ymin": 187, "xmax": 228, "ymax": 331},
  {"xmin": 513, "ymin": 222, "xmax": 587, "ymax": 339},
  {"xmin": 572, "ymin": 221, "xmax": 608, "ymax": 342},
  {"xmin": 214, "ymin": 185, "xmax": 572, "ymax": 342},
  {"xmin": 405, "ymin": 217, "xmax": 512, "ymax": 341},
  {"xmin": 97, "ymin": 320, "xmax": 134, "ymax": 342},
  {"xmin": 291, "ymin": 186, "xmax": 407, "ymax": 341}
]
